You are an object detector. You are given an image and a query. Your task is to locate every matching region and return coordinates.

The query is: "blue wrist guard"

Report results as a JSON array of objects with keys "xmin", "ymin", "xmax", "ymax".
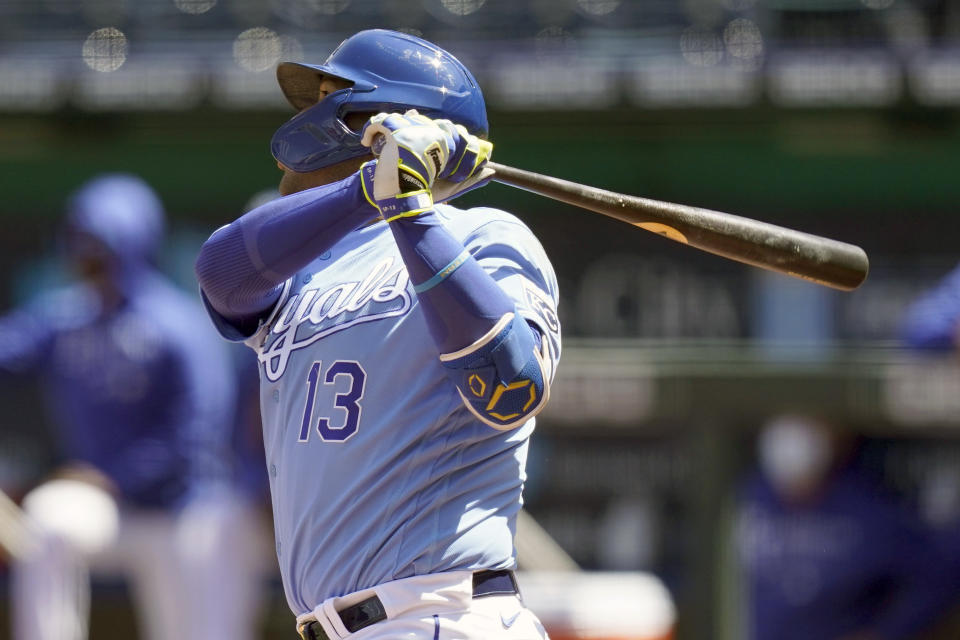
[{"xmin": 439, "ymin": 312, "xmax": 549, "ymax": 430}]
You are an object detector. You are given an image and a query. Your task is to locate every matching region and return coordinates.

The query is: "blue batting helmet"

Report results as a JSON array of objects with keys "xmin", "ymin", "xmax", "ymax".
[
  {"xmin": 65, "ymin": 173, "xmax": 165, "ymax": 264},
  {"xmin": 271, "ymin": 29, "xmax": 488, "ymax": 173}
]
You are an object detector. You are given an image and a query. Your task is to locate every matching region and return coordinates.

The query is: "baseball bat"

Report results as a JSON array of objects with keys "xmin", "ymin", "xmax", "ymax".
[{"xmin": 486, "ymin": 162, "xmax": 869, "ymax": 291}]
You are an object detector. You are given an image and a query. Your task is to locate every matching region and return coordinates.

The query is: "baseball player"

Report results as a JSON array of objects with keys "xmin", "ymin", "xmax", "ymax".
[
  {"xmin": 1, "ymin": 174, "xmax": 263, "ymax": 640},
  {"xmin": 195, "ymin": 29, "xmax": 561, "ymax": 640},
  {"xmin": 737, "ymin": 415, "xmax": 953, "ymax": 640}
]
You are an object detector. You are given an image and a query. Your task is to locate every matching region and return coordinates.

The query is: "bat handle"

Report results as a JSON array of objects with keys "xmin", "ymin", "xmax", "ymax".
[
  {"xmin": 371, "ymin": 133, "xmax": 387, "ymax": 157},
  {"xmin": 368, "ymin": 131, "xmax": 401, "ymax": 200}
]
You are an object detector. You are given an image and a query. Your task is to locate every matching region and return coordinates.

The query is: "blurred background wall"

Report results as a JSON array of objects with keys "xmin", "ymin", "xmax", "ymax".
[{"xmin": 3, "ymin": 0, "xmax": 960, "ymax": 638}]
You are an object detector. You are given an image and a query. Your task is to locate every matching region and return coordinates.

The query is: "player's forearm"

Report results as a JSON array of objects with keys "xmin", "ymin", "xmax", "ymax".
[
  {"xmin": 196, "ymin": 174, "xmax": 373, "ymax": 321},
  {"xmin": 388, "ymin": 212, "xmax": 549, "ymax": 429},
  {"xmin": 386, "ymin": 211, "xmax": 517, "ymax": 353}
]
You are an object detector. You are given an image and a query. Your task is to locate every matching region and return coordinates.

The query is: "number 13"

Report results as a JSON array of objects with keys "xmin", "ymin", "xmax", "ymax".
[{"xmin": 298, "ymin": 360, "xmax": 366, "ymax": 443}]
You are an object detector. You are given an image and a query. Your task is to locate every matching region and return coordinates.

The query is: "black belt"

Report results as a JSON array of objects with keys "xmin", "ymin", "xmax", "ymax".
[{"xmin": 298, "ymin": 570, "xmax": 519, "ymax": 640}]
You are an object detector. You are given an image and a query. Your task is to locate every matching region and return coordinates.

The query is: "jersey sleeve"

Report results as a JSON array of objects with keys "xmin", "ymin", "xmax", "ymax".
[
  {"xmin": 455, "ymin": 207, "xmax": 562, "ymax": 382},
  {"xmin": 195, "ymin": 174, "xmax": 375, "ymax": 338},
  {"xmin": 200, "ymin": 277, "xmax": 293, "ymax": 347}
]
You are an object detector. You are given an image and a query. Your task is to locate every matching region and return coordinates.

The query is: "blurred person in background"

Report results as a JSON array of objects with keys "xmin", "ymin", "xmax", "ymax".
[
  {"xmin": 0, "ymin": 174, "xmax": 266, "ymax": 640},
  {"xmin": 901, "ymin": 263, "xmax": 960, "ymax": 351},
  {"xmin": 733, "ymin": 413, "xmax": 951, "ymax": 640},
  {"xmin": 898, "ymin": 265, "xmax": 960, "ymax": 632}
]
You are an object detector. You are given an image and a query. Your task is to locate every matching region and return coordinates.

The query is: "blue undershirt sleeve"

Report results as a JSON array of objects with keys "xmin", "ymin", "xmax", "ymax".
[
  {"xmin": 195, "ymin": 173, "xmax": 375, "ymax": 331},
  {"xmin": 386, "ymin": 210, "xmax": 516, "ymax": 354}
]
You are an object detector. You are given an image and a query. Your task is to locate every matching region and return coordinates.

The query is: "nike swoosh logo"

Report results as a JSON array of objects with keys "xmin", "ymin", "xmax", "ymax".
[{"xmin": 501, "ymin": 610, "xmax": 521, "ymax": 628}]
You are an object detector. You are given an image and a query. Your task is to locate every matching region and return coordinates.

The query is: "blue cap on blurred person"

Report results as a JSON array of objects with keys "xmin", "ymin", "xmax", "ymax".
[{"xmin": 65, "ymin": 173, "xmax": 166, "ymax": 265}]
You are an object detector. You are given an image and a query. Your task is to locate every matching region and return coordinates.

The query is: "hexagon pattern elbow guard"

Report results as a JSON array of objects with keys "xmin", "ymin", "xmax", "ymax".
[{"xmin": 439, "ymin": 312, "xmax": 550, "ymax": 430}]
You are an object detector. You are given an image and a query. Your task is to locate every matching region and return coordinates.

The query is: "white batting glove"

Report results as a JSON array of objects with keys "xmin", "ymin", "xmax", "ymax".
[
  {"xmin": 360, "ymin": 110, "xmax": 455, "ymax": 191},
  {"xmin": 358, "ymin": 110, "xmax": 495, "ymax": 217}
]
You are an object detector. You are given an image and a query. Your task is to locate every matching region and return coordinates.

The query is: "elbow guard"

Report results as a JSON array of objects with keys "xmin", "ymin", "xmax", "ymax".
[{"xmin": 439, "ymin": 312, "xmax": 550, "ymax": 430}]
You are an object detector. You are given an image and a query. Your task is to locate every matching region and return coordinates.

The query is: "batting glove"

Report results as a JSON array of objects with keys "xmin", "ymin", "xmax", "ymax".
[
  {"xmin": 358, "ymin": 110, "xmax": 495, "ymax": 218},
  {"xmin": 430, "ymin": 119, "xmax": 494, "ymax": 203},
  {"xmin": 358, "ymin": 158, "xmax": 435, "ymax": 222},
  {"xmin": 361, "ymin": 110, "xmax": 455, "ymax": 189},
  {"xmin": 433, "ymin": 119, "xmax": 493, "ymax": 183}
]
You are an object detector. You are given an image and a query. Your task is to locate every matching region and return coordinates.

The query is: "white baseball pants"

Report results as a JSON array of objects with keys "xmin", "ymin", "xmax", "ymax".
[{"xmin": 296, "ymin": 570, "xmax": 551, "ymax": 640}]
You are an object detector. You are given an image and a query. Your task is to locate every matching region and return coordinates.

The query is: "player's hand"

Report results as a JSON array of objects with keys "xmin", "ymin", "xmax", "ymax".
[
  {"xmin": 358, "ymin": 109, "xmax": 494, "ymax": 216},
  {"xmin": 432, "ymin": 119, "xmax": 493, "ymax": 183},
  {"xmin": 360, "ymin": 110, "xmax": 456, "ymax": 189},
  {"xmin": 430, "ymin": 119, "xmax": 493, "ymax": 202},
  {"xmin": 359, "ymin": 110, "xmax": 453, "ymax": 222},
  {"xmin": 358, "ymin": 157, "xmax": 435, "ymax": 222}
]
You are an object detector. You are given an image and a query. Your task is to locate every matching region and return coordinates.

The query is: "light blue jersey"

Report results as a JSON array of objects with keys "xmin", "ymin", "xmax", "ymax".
[{"xmin": 222, "ymin": 204, "xmax": 560, "ymax": 613}]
